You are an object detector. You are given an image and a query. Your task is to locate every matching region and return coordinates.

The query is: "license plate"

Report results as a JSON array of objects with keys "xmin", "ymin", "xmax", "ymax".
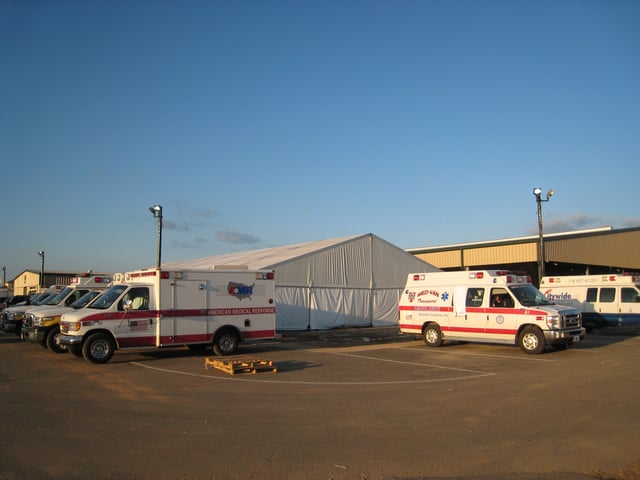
[{"xmin": 573, "ymin": 335, "xmax": 581, "ymax": 343}]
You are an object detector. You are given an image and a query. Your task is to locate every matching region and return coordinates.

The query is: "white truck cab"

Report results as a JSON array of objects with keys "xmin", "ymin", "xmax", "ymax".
[
  {"xmin": 22, "ymin": 274, "xmax": 113, "ymax": 351},
  {"xmin": 399, "ymin": 270, "xmax": 585, "ymax": 354},
  {"xmin": 60, "ymin": 267, "xmax": 276, "ymax": 363},
  {"xmin": 0, "ymin": 285, "xmax": 65, "ymax": 335},
  {"xmin": 541, "ymin": 274, "xmax": 640, "ymax": 329}
]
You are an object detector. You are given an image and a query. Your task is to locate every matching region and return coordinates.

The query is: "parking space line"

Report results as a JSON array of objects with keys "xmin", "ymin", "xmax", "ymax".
[
  {"xmin": 408, "ymin": 348, "xmax": 557, "ymax": 362},
  {"xmin": 131, "ymin": 344, "xmax": 496, "ymax": 385},
  {"xmin": 326, "ymin": 350, "xmax": 496, "ymax": 374}
]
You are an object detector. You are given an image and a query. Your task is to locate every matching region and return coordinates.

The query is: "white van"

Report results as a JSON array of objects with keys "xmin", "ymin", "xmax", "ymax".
[
  {"xmin": 540, "ymin": 274, "xmax": 640, "ymax": 329},
  {"xmin": 399, "ymin": 270, "xmax": 585, "ymax": 354}
]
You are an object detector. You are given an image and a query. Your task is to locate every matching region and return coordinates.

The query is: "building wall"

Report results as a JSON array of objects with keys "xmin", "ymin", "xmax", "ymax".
[{"xmin": 409, "ymin": 227, "xmax": 640, "ymax": 285}]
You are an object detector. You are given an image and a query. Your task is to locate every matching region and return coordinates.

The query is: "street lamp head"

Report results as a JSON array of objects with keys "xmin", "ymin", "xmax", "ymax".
[
  {"xmin": 37, "ymin": 250, "xmax": 45, "ymax": 257},
  {"xmin": 547, "ymin": 189, "xmax": 555, "ymax": 197},
  {"xmin": 533, "ymin": 187, "xmax": 542, "ymax": 197},
  {"xmin": 148, "ymin": 204, "xmax": 163, "ymax": 218}
]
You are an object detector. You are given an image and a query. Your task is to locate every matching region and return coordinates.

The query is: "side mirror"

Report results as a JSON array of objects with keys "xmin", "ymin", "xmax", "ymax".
[{"xmin": 123, "ymin": 299, "xmax": 133, "ymax": 311}]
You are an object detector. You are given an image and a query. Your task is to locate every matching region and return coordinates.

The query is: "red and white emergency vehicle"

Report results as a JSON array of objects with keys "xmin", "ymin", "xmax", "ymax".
[
  {"xmin": 23, "ymin": 274, "xmax": 113, "ymax": 352},
  {"xmin": 59, "ymin": 266, "xmax": 276, "ymax": 363},
  {"xmin": 399, "ymin": 270, "xmax": 585, "ymax": 354}
]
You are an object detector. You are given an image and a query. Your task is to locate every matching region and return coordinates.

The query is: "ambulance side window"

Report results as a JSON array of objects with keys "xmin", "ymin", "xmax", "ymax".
[
  {"xmin": 466, "ymin": 288, "xmax": 484, "ymax": 307},
  {"xmin": 586, "ymin": 288, "xmax": 597, "ymax": 302},
  {"xmin": 621, "ymin": 288, "xmax": 640, "ymax": 303},
  {"xmin": 599, "ymin": 288, "xmax": 615, "ymax": 303}
]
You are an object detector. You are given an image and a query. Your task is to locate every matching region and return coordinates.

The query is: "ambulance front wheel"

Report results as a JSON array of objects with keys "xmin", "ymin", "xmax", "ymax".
[
  {"xmin": 82, "ymin": 332, "xmax": 115, "ymax": 364},
  {"xmin": 518, "ymin": 326, "xmax": 545, "ymax": 355},
  {"xmin": 423, "ymin": 323, "xmax": 444, "ymax": 347},
  {"xmin": 46, "ymin": 325, "xmax": 66, "ymax": 354},
  {"xmin": 213, "ymin": 329, "xmax": 239, "ymax": 356}
]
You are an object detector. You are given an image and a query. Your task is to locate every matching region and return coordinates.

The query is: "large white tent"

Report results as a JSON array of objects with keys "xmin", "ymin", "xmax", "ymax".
[{"xmin": 162, "ymin": 233, "xmax": 439, "ymax": 330}]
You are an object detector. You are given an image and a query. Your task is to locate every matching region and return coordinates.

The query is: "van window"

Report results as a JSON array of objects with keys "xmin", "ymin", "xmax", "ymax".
[
  {"xmin": 586, "ymin": 288, "xmax": 597, "ymax": 303},
  {"xmin": 599, "ymin": 288, "xmax": 615, "ymax": 303},
  {"xmin": 466, "ymin": 288, "xmax": 484, "ymax": 307},
  {"xmin": 119, "ymin": 287, "xmax": 150, "ymax": 311},
  {"xmin": 490, "ymin": 288, "xmax": 514, "ymax": 308},
  {"xmin": 621, "ymin": 288, "xmax": 640, "ymax": 303}
]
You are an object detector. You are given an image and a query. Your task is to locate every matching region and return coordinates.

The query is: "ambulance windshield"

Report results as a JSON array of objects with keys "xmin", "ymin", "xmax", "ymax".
[
  {"xmin": 87, "ymin": 285, "xmax": 127, "ymax": 310},
  {"xmin": 509, "ymin": 285, "xmax": 553, "ymax": 307}
]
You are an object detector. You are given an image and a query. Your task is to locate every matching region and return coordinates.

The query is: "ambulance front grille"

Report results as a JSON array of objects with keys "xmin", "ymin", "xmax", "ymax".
[{"xmin": 564, "ymin": 314, "xmax": 581, "ymax": 328}]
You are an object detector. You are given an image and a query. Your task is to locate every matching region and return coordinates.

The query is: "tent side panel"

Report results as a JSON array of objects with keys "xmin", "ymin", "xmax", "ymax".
[
  {"xmin": 309, "ymin": 288, "xmax": 344, "ymax": 329},
  {"xmin": 275, "ymin": 286, "xmax": 310, "ymax": 330},
  {"xmin": 372, "ymin": 288, "xmax": 402, "ymax": 326},
  {"xmin": 272, "ymin": 259, "xmax": 312, "ymax": 287},
  {"xmin": 371, "ymin": 235, "xmax": 439, "ymax": 288},
  {"xmin": 309, "ymin": 287, "xmax": 372, "ymax": 329},
  {"xmin": 342, "ymin": 288, "xmax": 372, "ymax": 328}
]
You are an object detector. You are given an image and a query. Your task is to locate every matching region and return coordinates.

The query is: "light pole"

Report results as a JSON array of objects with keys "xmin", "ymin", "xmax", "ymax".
[
  {"xmin": 532, "ymin": 187, "xmax": 554, "ymax": 283},
  {"xmin": 1, "ymin": 266, "xmax": 5, "ymax": 288},
  {"xmin": 148, "ymin": 205, "xmax": 163, "ymax": 269},
  {"xmin": 37, "ymin": 250, "xmax": 45, "ymax": 289}
]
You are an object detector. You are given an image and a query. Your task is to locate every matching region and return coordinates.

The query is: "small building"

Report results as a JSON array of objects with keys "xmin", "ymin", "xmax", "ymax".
[{"xmin": 9, "ymin": 270, "xmax": 100, "ymax": 296}]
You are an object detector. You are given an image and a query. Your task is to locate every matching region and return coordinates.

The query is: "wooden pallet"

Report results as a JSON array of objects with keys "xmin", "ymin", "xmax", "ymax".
[{"xmin": 205, "ymin": 357, "xmax": 278, "ymax": 375}]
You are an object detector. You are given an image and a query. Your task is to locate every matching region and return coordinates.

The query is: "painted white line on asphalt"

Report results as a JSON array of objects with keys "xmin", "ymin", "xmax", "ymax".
[
  {"xmin": 325, "ymin": 350, "xmax": 495, "ymax": 374},
  {"xmin": 408, "ymin": 347, "xmax": 557, "ymax": 362},
  {"xmin": 130, "ymin": 351, "xmax": 496, "ymax": 385}
]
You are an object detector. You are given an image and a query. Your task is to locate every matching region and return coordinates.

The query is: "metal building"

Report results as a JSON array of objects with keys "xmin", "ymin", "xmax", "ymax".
[{"xmin": 407, "ymin": 226, "xmax": 640, "ymax": 286}]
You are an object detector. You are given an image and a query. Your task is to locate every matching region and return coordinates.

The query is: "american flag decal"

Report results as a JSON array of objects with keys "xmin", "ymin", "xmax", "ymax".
[{"xmin": 129, "ymin": 319, "xmax": 150, "ymax": 331}]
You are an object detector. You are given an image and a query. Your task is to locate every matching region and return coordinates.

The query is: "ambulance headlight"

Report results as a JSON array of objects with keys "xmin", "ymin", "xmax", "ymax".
[
  {"xmin": 545, "ymin": 315, "xmax": 561, "ymax": 329},
  {"xmin": 62, "ymin": 321, "xmax": 82, "ymax": 332}
]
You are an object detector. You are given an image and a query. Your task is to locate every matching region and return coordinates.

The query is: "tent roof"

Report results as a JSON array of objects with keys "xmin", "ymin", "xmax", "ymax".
[{"xmin": 162, "ymin": 234, "xmax": 369, "ymax": 270}]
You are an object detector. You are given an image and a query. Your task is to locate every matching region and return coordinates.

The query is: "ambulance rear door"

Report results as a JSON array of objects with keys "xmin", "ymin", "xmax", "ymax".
[{"xmin": 452, "ymin": 286, "xmax": 488, "ymax": 340}]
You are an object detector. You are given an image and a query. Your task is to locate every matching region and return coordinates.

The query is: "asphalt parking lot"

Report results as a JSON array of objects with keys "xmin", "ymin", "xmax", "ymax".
[{"xmin": 1, "ymin": 327, "xmax": 639, "ymax": 480}]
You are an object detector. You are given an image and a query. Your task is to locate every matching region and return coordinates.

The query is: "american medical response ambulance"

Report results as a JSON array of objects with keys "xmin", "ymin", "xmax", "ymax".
[
  {"xmin": 23, "ymin": 274, "xmax": 113, "ymax": 352},
  {"xmin": 399, "ymin": 270, "xmax": 585, "ymax": 354},
  {"xmin": 541, "ymin": 274, "xmax": 640, "ymax": 329},
  {"xmin": 59, "ymin": 266, "xmax": 276, "ymax": 363}
]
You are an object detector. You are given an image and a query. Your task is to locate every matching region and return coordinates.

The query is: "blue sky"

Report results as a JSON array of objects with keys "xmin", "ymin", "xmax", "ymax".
[{"xmin": 1, "ymin": 0, "xmax": 639, "ymax": 280}]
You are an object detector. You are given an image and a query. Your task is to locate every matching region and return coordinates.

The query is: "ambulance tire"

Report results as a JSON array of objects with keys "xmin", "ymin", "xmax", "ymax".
[
  {"xmin": 518, "ymin": 326, "xmax": 545, "ymax": 355},
  {"xmin": 82, "ymin": 332, "xmax": 115, "ymax": 364},
  {"xmin": 423, "ymin": 323, "xmax": 444, "ymax": 347},
  {"xmin": 213, "ymin": 329, "xmax": 239, "ymax": 356},
  {"xmin": 46, "ymin": 325, "xmax": 67, "ymax": 354}
]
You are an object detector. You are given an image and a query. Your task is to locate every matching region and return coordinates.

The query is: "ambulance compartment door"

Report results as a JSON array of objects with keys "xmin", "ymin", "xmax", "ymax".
[{"xmin": 457, "ymin": 287, "xmax": 487, "ymax": 339}]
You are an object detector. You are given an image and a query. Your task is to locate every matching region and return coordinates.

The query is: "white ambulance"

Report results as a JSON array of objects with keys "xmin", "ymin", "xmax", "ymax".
[
  {"xmin": 541, "ymin": 274, "xmax": 640, "ymax": 329},
  {"xmin": 59, "ymin": 266, "xmax": 276, "ymax": 363},
  {"xmin": 22, "ymin": 274, "xmax": 113, "ymax": 352},
  {"xmin": 1, "ymin": 285, "xmax": 65, "ymax": 335},
  {"xmin": 399, "ymin": 270, "xmax": 585, "ymax": 354}
]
